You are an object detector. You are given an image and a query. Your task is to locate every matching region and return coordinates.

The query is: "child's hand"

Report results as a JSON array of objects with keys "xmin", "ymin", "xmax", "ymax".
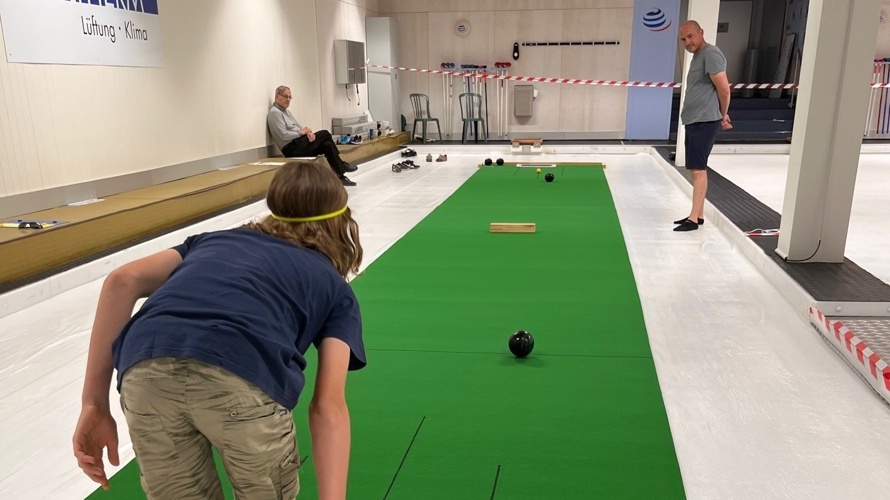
[{"xmin": 73, "ymin": 405, "xmax": 120, "ymax": 490}]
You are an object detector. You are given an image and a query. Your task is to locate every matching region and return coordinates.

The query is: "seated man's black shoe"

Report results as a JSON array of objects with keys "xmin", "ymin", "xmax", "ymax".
[
  {"xmin": 673, "ymin": 218, "xmax": 699, "ymax": 231},
  {"xmin": 339, "ymin": 175, "xmax": 357, "ymax": 186},
  {"xmin": 673, "ymin": 217, "xmax": 704, "ymax": 225},
  {"xmin": 343, "ymin": 162, "xmax": 358, "ymax": 172}
]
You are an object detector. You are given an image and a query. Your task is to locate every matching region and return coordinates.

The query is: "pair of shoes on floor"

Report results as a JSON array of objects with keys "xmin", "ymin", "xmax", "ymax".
[
  {"xmin": 342, "ymin": 162, "xmax": 358, "ymax": 173},
  {"xmin": 349, "ymin": 136, "xmax": 363, "ymax": 145},
  {"xmin": 392, "ymin": 160, "xmax": 420, "ymax": 172},
  {"xmin": 401, "ymin": 148, "xmax": 417, "ymax": 157},
  {"xmin": 673, "ymin": 217, "xmax": 701, "ymax": 231},
  {"xmin": 339, "ymin": 175, "xmax": 356, "ymax": 186},
  {"xmin": 436, "ymin": 154, "xmax": 447, "ymax": 162},
  {"xmin": 426, "ymin": 153, "xmax": 433, "ymax": 162}
]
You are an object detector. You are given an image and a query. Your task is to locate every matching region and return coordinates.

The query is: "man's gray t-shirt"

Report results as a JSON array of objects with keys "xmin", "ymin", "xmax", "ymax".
[{"xmin": 681, "ymin": 44, "xmax": 726, "ymax": 125}]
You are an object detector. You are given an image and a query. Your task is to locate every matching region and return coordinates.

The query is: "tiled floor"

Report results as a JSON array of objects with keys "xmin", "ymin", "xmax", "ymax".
[{"xmin": 1, "ymin": 147, "xmax": 888, "ymax": 499}]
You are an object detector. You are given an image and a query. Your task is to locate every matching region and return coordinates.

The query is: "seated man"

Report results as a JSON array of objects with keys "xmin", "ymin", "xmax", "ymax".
[{"xmin": 267, "ymin": 85, "xmax": 358, "ymax": 186}]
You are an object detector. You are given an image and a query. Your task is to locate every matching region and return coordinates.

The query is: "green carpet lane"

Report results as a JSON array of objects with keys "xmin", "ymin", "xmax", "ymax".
[
  {"xmin": 88, "ymin": 165, "xmax": 685, "ymax": 499},
  {"xmin": 294, "ymin": 349, "xmax": 684, "ymax": 499},
  {"xmin": 352, "ymin": 165, "xmax": 651, "ymax": 358}
]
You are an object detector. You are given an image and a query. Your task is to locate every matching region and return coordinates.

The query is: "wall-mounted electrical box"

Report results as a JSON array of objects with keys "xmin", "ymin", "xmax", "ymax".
[
  {"xmin": 514, "ymin": 85, "xmax": 534, "ymax": 117},
  {"xmin": 334, "ymin": 39, "xmax": 366, "ymax": 84}
]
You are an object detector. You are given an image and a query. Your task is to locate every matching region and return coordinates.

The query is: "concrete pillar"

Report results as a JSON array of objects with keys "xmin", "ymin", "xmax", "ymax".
[
  {"xmin": 675, "ymin": 0, "xmax": 720, "ymax": 167},
  {"xmin": 776, "ymin": 0, "xmax": 882, "ymax": 262}
]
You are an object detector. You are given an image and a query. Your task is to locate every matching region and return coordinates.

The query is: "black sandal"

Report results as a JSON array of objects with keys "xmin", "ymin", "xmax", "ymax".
[
  {"xmin": 673, "ymin": 218, "xmax": 699, "ymax": 232},
  {"xmin": 673, "ymin": 217, "xmax": 704, "ymax": 225}
]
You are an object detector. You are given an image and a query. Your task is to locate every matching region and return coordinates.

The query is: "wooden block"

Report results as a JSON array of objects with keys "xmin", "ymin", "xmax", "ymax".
[
  {"xmin": 517, "ymin": 162, "xmax": 606, "ymax": 167},
  {"xmin": 490, "ymin": 223, "xmax": 536, "ymax": 233},
  {"xmin": 512, "ymin": 138, "xmax": 543, "ymax": 146}
]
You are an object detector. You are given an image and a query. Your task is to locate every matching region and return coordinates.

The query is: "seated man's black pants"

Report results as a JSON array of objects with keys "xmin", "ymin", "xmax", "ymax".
[{"xmin": 281, "ymin": 130, "xmax": 347, "ymax": 176}]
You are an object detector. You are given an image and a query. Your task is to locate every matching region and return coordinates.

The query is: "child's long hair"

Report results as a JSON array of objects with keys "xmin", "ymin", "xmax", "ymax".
[{"xmin": 244, "ymin": 161, "xmax": 362, "ymax": 278}]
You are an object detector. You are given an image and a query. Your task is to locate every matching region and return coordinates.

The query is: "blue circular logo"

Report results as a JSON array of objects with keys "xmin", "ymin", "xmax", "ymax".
[{"xmin": 643, "ymin": 8, "xmax": 672, "ymax": 32}]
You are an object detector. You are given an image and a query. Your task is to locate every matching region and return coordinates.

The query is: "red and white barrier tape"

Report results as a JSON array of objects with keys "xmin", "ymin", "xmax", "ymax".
[
  {"xmin": 366, "ymin": 63, "xmax": 890, "ymax": 90},
  {"xmin": 810, "ymin": 307, "xmax": 890, "ymax": 392}
]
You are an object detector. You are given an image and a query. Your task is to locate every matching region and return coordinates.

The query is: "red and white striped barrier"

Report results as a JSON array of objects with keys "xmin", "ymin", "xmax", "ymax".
[
  {"xmin": 366, "ymin": 63, "xmax": 890, "ymax": 90},
  {"xmin": 809, "ymin": 306, "xmax": 890, "ymax": 403}
]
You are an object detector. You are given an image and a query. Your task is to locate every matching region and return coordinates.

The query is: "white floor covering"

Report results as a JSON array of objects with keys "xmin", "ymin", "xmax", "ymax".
[
  {"xmin": 708, "ymin": 151, "xmax": 890, "ymax": 285},
  {"xmin": 1, "ymin": 147, "xmax": 888, "ymax": 499}
]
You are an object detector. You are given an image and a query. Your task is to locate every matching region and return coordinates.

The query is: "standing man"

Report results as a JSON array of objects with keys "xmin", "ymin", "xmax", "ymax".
[
  {"xmin": 674, "ymin": 20, "xmax": 732, "ymax": 231},
  {"xmin": 268, "ymin": 85, "xmax": 358, "ymax": 187}
]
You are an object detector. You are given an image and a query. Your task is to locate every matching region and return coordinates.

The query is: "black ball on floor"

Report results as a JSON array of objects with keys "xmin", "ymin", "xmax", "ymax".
[
  {"xmin": 496, "ymin": 158, "xmax": 504, "ymax": 165},
  {"xmin": 508, "ymin": 330, "xmax": 535, "ymax": 358},
  {"xmin": 544, "ymin": 173, "xmax": 555, "ymax": 182},
  {"xmin": 484, "ymin": 158, "xmax": 493, "ymax": 165}
]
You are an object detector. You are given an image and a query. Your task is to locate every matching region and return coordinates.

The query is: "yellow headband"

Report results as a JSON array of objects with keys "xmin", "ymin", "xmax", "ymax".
[{"xmin": 271, "ymin": 205, "xmax": 348, "ymax": 223}]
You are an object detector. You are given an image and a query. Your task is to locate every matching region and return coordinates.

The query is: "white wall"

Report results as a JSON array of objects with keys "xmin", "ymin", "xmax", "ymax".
[
  {"xmin": 379, "ymin": 0, "xmax": 634, "ymax": 137},
  {"xmin": 716, "ymin": 1, "xmax": 753, "ymax": 83},
  {"xmin": 315, "ymin": 0, "xmax": 381, "ymax": 129},
  {"xmin": 0, "ymin": 0, "xmax": 321, "ymax": 198},
  {"xmin": 877, "ymin": 0, "xmax": 890, "ymax": 57},
  {"xmin": 0, "ymin": 0, "xmax": 381, "ymax": 200}
]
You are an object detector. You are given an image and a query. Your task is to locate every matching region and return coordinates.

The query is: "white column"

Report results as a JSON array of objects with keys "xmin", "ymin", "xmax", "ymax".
[
  {"xmin": 675, "ymin": 0, "xmax": 721, "ymax": 167},
  {"xmin": 776, "ymin": 0, "xmax": 882, "ymax": 262}
]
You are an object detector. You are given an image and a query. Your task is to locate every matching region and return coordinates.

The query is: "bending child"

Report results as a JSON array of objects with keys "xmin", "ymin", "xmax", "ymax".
[{"xmin": 73, "ymin": 160, "xmax": 366, "ymax": 500}]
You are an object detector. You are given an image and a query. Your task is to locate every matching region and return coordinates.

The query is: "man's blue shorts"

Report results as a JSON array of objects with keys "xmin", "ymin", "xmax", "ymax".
[{"xmin": 684, "ymin": 120, "xmax": 721, "ymax": 170}]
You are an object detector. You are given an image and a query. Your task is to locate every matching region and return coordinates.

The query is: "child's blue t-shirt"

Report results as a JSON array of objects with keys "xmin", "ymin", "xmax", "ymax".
[{"xmin": 112, "ymin": 228, "xmax": 366, "ymax": 408}]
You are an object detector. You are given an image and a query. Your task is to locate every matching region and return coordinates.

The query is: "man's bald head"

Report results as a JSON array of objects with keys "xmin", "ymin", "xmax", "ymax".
[{"xmin": 679, "ymin": 20, "xmax": 707, "ymax": 54}]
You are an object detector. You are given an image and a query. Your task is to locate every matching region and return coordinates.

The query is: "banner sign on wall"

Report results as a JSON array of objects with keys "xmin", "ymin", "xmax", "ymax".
[
  {"xmin": 625, "ymin": 2, "xmax": 682, "ymax": 140},
  {"xmin": 0, "ymin": 0, "xmax": 163, "ymax": 67}
]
